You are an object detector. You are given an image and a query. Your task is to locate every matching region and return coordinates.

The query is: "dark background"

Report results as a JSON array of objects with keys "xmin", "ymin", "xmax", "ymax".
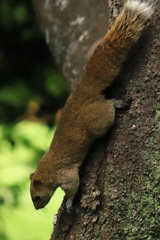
[{"xmin": 0, "ymin": 0, "xmax": 68, "ymax": 124}]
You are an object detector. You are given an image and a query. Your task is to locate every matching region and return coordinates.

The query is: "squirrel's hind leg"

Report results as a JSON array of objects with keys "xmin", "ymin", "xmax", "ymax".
[{"xmin": 82, "ymin": 99, "xmax": 115, "ymax": 138}]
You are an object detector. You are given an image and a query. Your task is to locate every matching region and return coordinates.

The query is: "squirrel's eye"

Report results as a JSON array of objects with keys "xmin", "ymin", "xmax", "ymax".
[{"xmin": 35, "ymin": 195, "xmax": 41, "ymax": 200}]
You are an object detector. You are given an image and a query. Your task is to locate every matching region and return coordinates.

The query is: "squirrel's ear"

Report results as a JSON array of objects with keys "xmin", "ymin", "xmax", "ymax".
[
  {"xmin": 29, "ymin": 173, "xmax": 34, "ymax": 180},
  {"xmin": 33, "ymin": 179, "xmax": 42, "ymax": 186}
]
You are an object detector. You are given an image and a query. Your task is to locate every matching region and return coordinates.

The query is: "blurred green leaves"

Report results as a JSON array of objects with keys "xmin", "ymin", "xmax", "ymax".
[
  {"xmin": 0, "ymin": 82, "xmax": 31, "ymax": 107},
  {"xmin": 13, "ymin": 4, "xmax": 29, "ymax": 23},
  {"xmin": 0, "ymin": 1, "xmax": 29, "ymax": 27},
  {"xmin": 0, "ymin": 122, "xmax": 64, "ymax": 240},
  {"xmin": 45, "ymin": 70, "xmax": 68, "ymax": 97},
  {"xmin": 0, "ymin": 1, "xmax": 13, "ymax": 27}
]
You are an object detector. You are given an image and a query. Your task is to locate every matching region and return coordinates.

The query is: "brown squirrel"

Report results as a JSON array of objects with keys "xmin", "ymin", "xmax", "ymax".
[{"xmin": 30, "ymin": 0, "xmax": 153, "ymax": 211}]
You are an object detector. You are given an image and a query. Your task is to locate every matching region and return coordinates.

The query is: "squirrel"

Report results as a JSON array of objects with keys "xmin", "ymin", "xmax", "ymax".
[{"xmin": 30, "ymin": 0, "xmax": 153, "ymax": 211}]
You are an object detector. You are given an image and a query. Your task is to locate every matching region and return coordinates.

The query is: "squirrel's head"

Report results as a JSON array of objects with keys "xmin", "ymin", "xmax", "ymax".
[{"xmin": 29, "ymin": 172, "xmax": 57, "ymax": 210}]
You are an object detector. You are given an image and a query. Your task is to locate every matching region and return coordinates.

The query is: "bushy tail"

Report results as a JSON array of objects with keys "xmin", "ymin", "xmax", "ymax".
[
  {"xmin": 109, "ymin": 0, "xmax": 153, "ymax": 46},
  {"xmin": 84, "ymin": 0, "xmax": 153, "ymax": 89}
]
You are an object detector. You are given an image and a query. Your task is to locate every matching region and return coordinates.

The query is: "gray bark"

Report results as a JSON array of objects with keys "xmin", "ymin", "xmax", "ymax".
[{"xmin": 32, "ymin": 0, "xmax": 109, "ymax": 90}]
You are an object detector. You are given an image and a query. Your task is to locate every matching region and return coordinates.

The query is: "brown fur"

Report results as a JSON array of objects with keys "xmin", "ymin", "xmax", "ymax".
[{"xmin": 30, "ymin": 1, "xmax": 153, "ymax": 210}]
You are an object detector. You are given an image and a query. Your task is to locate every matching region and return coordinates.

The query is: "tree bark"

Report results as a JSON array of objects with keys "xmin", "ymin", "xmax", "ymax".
[{"xmin": 32, "ymin": 0, "xmax": 160, "ymax": 239}]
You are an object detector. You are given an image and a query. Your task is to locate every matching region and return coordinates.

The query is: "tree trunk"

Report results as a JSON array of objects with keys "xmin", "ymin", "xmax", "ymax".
[{"xmin": 32, "ymin": 0, "xmax": 160, "ymax": 239}]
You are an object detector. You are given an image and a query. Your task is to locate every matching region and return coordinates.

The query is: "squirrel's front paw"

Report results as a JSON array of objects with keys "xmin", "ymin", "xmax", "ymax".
[{"xmin": 114, "ymin": 95, "xmax": 132, "ymax": 109}]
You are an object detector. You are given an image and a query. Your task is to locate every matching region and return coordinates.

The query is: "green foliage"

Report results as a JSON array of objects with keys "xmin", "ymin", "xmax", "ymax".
[
  {"xmin": 0, "ymin": 82, "xmax": 31, "ymax": 107},
  {"xmin": 0, "ymin": 121, "xmax": 64, "ymax": 240},
  {"xmin": 45, "ymin": 69, "xmax": 68, "ymax": 98},
  {"xmin": 13, "ymin": 4, "xmax": 29, "ymax": 23}
]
